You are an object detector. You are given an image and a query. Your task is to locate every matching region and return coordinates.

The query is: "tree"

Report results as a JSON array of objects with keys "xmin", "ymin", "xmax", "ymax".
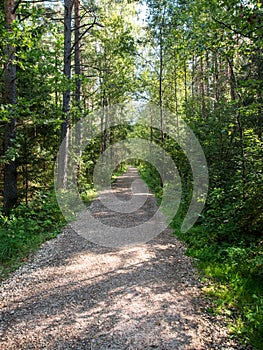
[
  {"xmin": 57, "ymin": 0, "xmax": 75, "ymax": 188},
  {"xmin": 2, "ymin": 0, "xmax": 18, "ymax": 214}
]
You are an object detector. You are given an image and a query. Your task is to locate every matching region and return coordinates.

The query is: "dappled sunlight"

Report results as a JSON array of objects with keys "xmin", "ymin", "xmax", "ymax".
[
  {"xmin": 0, "ymin": 164, "xmax": 251, "ymax": 349},
  {"xmin": 0, "ymin": 228, "xmax": 242, "ymax": 349}
]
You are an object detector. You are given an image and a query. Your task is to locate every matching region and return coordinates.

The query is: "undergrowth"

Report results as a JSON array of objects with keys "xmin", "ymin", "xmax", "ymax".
[
  {"xmin": 176, "ymin": 226, "xmax": 263, "ymax": 349},
  {"xmin": 111, "ymin": 163, "xmax": 128, "ymax": 181},
  {"xmin": 0, "ymin": 191, "xmax": 66, "ymax": 281}
]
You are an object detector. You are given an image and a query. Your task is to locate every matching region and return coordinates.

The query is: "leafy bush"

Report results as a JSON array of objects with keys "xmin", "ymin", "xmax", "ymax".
[
  {"xmin": 0, "ymin": 191, "xmax": 66, "ymax": 280},
  {"xmin": 138, "ymin": 162, "xmax": 163, "ymax": 202},
  {"xmin": 177, "ymin": 225, "xmax": 263, "ymax": 349}
]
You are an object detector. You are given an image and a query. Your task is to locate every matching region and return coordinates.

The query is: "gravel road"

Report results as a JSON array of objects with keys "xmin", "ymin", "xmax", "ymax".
[{"xmin": 0, "ymin": 167, "xmax": 253, "ymax": 349}]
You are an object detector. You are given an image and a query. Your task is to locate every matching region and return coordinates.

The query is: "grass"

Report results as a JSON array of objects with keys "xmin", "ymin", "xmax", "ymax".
[
  {"xmin": 138, "ymin": 163, "xmax": 163, "ymax": 203},
  {"xmin": 177, "ymin": 225, "xmax": 263, "ymax": 349},
  {"xmin": 111, "ymin": 163, "xmax": 128, "ymax": 181},
  {"xmin": 0, "ymin": 191, "xmax": 67, "ymax": 281}
]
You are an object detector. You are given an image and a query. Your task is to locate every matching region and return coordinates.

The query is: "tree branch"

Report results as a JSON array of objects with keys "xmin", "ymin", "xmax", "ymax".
[
  {"xmin": 12, "ymin": 0, "xmax": 23, "ymax": 14},
  {"xmin": 70, "ymin": 17, "xmax": 103, "ymax": 53},
  {"xmin": 212, "ymin": 16, "xmax": 256, "ymax": 40}
]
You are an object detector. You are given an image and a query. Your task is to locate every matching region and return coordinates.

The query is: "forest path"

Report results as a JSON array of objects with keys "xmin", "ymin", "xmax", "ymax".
[{"xmin": 0, "ymin": 168, "xmax": 252, "ymax": 349}]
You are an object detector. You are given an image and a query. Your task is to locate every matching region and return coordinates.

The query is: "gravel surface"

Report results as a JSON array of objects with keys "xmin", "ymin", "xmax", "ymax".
[{"xmin": 0, "ymin": 167, "xmax": 253, "ymax": 349}]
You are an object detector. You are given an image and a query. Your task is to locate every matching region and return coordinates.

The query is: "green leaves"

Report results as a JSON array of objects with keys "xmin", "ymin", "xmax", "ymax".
[
  {"xmin": 141, "ymin": 1, "xmax": 263, "ymax": 347},
  {"xmin": 0, "ymin": 191, "xmax": 66, "ymax": 280}
]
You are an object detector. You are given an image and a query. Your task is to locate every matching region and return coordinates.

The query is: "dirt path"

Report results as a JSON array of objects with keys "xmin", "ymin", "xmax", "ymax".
[{"xmin": 0, "ymin": 168, "xmax": 252, "ymax": 349}]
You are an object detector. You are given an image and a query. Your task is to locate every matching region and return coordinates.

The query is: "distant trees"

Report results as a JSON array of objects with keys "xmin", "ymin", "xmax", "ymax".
[
  {"xmin": 144, "ymin": 0, "xmax": 262, "ymax": 237},
  {"xmin": 2, "ymin": 0, "xmax": 261, "ymax": 235}
]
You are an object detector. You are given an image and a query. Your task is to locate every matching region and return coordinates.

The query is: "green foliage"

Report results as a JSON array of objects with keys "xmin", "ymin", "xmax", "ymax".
[
  {"xmin": 80, "ymin": 185, "xmax": 97, "ymax": 206},
  {"xmin": 175, "ymin": 224, "xmax": 263, "ymax": 348},
  {"xmin": 143, "ymin": 1, "xmax": 263, "ymax": 346},
  {"xmin": 139, "ymin": 131, "xmax": 262, "ymax": 349},
  {"xmin": 0, "ymin": 192, "xmax": 66, "ymax": 280},
  {"xmin": 0, "ymin": 0, "xmax": 262, "ymax": 347},
  {"xmin": 111, "ymin": 162, "xmax": 128, "ymax": 181},
  {"xmin": 138, "ymin": 161, "xmax": 163, "ymax": 202}
]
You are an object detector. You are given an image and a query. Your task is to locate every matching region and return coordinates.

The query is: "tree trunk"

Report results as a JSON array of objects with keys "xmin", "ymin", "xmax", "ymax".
[
  {"xmin": 213, "ymin": 51, "xmax": 220, "ymax": 103},
  {"xmin": 184, "ymin": 58, "xmax": 187, "ymax": 104},
  {"xmin": 205, "ymin": 51, "xmax": 210, "ymax": 97},
  {"xmin": 191, "ymin": 55, "xmax": 195, "ymax": 98},
  {"xmin": 200, "ymin": 56, "xmax": 206, "ymax": 118},
  {"xmin": 3, "ymin": 0, "xmax": 18, "ymax": 214},
  {"xmin": 74, "ymin": 0, "xmax": 82, "ymax": 172},
  {"xmin": 58, "ymin": 0, "xmax": 74, "ymax": 188},
  {"xmin": 256, "ymin": 52, "xmax": 263, "ymax": 139},
  {"xmin": 74, "ymin": 0, "xmax": 81, "ymax": 108},
  {"xmin": 227, "ymin": 55, "xmax": 246, "ymax": 200},
  {"xmin": 159, "ymin": 16, "xmax": 164, "ymax": 186},
  {"xmin": 173, "ymin": 51, "xmax": 179, "ymax": 142}
]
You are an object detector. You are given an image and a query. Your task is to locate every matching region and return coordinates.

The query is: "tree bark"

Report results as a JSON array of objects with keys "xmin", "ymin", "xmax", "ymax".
[
  {"xmin": 74, "ymin": 0, "xmax": 81, "ymax": 107},
  {"xmin": 159, "ymin": 14, "xmax": 164, "ymax": 186},
  {"xmin": 58, "ymin": 0, "xmax": 74, "ymax": 188},
  {"xmin": 256, "ymin": 52, "xmax": 263, "ymax": 139},
  {"xmin": 227, "ymin": 55, "xmax": 246, "ymax": 200},
  {"xmin": 3, "ymin": 0, "xmax": 18, "ymax": 214},
  {"xmin": 200, "ymin": 56, "xmax": 206, "ymax": 118},
  {"xmin": 74, "ymin": 0, "xmax": 82, "ymax": 158}
]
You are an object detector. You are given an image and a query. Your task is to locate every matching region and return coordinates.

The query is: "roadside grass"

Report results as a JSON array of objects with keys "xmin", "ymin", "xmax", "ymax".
[
  {"xmin": 176, "ymin": 225, "xmax": 263, "ymax": 350},
  {"xmin": 111, "ymin": 163, "xmax": 128, "ymax": 181},
  {"xmin": 0, "ymin": 191, "xmax": 66, "ymax": 281}
]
